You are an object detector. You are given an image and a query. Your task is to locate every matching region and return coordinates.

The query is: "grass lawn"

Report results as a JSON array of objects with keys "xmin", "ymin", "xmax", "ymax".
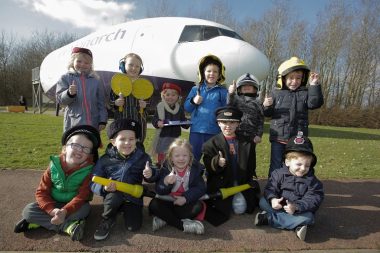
[{"xmin": 1, "ymin": 111, "xmax": 379, "ymax": 179}]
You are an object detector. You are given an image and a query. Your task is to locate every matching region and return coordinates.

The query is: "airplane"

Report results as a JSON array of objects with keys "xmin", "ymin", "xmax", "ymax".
[{"xmin": 39, "ymin": 17, "xmax": 270, "ymax": 114}]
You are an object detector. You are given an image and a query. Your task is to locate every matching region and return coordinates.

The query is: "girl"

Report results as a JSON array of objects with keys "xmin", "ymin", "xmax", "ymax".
[
  {"xmin": 151, "ymin": 82, "xmax": 190, "ymax": 165},
  {"xmin": 184, "ymin": 54, "xmax": 228, "ymax": 161},
  {"xmin": 148, "ymin": 138, "xmax": 206, "ymax": 235},
  {"xmin": 56, "ymin": 47, "xmax": 108, "ymax": 132},
  {"xmin": 110, "ymin": 53, "xmax": 149, "ymax": 142}
]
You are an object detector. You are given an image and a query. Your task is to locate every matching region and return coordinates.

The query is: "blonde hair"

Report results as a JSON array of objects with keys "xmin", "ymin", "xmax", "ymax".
[
  {"xmin": 68, "ymin": 52, "xmax": 99, "ymax": 78},
  {"xmin": 165, "ymin": 138, "xmax": 193, "ymax": 171},
  {"xmin": 123, "ymin": 53, "xmax": 143, "ymax": 64}
]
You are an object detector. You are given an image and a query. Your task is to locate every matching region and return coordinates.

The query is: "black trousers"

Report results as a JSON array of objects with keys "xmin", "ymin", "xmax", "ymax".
[
  {"xmin": 149, "ymin": 198, "xmax": 203, "ymax": 230},
  {"xmin": 102, "ymin": 192, "xmax": 142, "ymax": 231}
]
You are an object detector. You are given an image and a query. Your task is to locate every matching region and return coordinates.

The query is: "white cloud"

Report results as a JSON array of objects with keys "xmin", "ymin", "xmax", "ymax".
[{"xmin": 15, "ymin": 0, "xmax": 135, "ymax": 30}]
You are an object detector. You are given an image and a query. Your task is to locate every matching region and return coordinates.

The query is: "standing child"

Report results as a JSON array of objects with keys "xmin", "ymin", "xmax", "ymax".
[
  {"xmin": 56, "ymin": 47, "xmax": 108, "ymax": 132},
  {"xmin": 110, "ymin": 53, "xmax": 149, "ymax": 142},
  {"xmin": 228, "ymin": 73, "xmax": 264, "ymax": 177},
  {"xmin": 149, "ymin": 138, "xmax": 206, "ymax": 234},
  {"xmin": 255, "ymin": 132, "xmax": 324, "ymax": 241},
  {"xmin": 202, "ymin": 106, "xmax": 260, "ymax": 226},
  {"xmin": 90, "ymin": 118, "xmax": 156, "ymax": 241},
  {"xmin": 151, "ymin": 82, "xmax": 190, "ymax": 165},
  {"xmin": 14, "ymin": 125, "xmax": 101, "ymax": 241},
  {"xmin": 263, "ymin": 56, "xmax": 324, "ymax": 176},
  {"xmin": 184, "ymin": 54, "xmax": 228, "ymax": 161}
]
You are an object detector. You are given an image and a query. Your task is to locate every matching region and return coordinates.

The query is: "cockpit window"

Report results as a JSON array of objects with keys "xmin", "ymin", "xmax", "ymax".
[{"xmin": 178, "ymin": 25, "xmax": 245, "ymax": 42}]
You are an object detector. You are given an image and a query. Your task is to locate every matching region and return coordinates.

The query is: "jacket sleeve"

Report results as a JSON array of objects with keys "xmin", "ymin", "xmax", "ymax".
[
  {"xmin": 263, "ymin": 170, "xmax": 282, "ymax": 201},
  {"xmin": 184, "ymin": 87, "xmax": 198, "ymax": 113},
  {"xmin": 294, "ymin": 177, "xmax": 324, "ymax": 213},
  {"xmin": 307, "ymin": 84, "xmax": 324, "ymax": 109},
  {"xmin": 256, "ymin": 102, "xmax": 265, "ymax": 137},
  {"xmin": 154, "ymin": 166, "xmax": 173, "ymax": 195},
  {"xmin": 202, "ymin": 137, "xmax": 226, "ymax": 175},
  {"xmin": 35, "ymin": 168, "xmax": 56, "ymax": 215},
  {"xmin": 151, "ymin": 106, "xmax": 160, "ymax": 129},
  {"xmin": 56, "ymin": 74, "xmax": 76, "ymax": 106},
  {"xmin": 263, "ymin": 90, "xmax": 275, "ymax": 117}
]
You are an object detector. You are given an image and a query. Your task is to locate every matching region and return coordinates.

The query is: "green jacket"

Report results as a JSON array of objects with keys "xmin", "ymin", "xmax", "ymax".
[{"xmin": 50, "ymin": 155, "xmax": 93, "ymax": 203}]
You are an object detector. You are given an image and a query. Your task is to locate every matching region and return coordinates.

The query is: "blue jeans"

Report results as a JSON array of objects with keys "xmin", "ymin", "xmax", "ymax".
[
  {"xmin": 269, "ymin": 141, "xmax": 286, "ymax": 177},
  {"xmin": 189, "ymin": 132, "xmax": 214, "ymax": 162},
  {"xmin": 259, "ymin": 197, "xmax": 315, "ymax": 230}
]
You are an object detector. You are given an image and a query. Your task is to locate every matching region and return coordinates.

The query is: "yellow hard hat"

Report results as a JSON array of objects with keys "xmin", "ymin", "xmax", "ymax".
[
  {"xmin": 276, "ymin": 57, "xmax": 310, "ymax": 89},
  {"xmin": 197, "ymin": 54, "xmax": 226, "ymax": 84}
]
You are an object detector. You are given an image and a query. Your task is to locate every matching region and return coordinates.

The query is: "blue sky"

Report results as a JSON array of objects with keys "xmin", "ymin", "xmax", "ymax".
[{"xmin": 0, "ymin": 0, "xmax": 343, "ymax": 39}]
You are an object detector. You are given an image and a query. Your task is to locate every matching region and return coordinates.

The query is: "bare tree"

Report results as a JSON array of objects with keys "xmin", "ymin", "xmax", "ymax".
[
  {"xmin": 145, "ymin": 0, "xmax": 178, "ymax": 18},
  {"xmin": 0, "ymin": 31, "xmax": 16, "ymax": 104}
]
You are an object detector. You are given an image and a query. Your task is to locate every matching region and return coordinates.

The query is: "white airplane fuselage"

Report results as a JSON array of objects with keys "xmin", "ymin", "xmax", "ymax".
[{"xmin": 40, "ymin": 17, "xmax": 270, "ymax": 112}]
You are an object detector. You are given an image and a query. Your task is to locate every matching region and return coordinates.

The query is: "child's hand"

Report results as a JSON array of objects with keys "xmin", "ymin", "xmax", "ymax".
[
  {"xmin": 283, "ymin": 200, "xmax": 296, "ymax": 215},
  {"xmin": 271, "ymin": 197, "xmax": 285, "ymax": 210},
  {"xmin": 157, "ymin": 120, "xmax": 164, "ymax": 128},
  {"xmin": 309, "ymin": 72, "xmax": 319, "ymax": 85},
  {"xmin": 143, "ymin": 161, "xmax": 152, "ymax": 179},
  {"xmin": 50, "ymin": 208, "xmax": 67, "ymax": 225},
  {"xmin": 104, "ymin": 180, "xmax": 116, "ymax": 192},
  {"xmin": 115, "ymin": 95, "xmax": 125, "ymax": 107},
  {"xmin": 253, "ymin": 136, "xmax": 262, "ymax": 144},
  {"xmin": 193, "ymin": 89, "xmax": 203, "ymax": 105},
  {"xmin": 263, "ymin": 94, "xmax": 273, "ymax": 107},
  {"xmin": 218, "ymin": 151, "xmax": 226, "ymax": 167},
  {"xmin": 228, "ymin": 80, "xmax": 236, "ymax": 94},
  {"xmin": 139, "ymin": 99, "xmax": 147, "ymax": 109},
  {"xmin": 99, "ymin": 124, "xmax": 106, "ymax": 131},
  {"xmin": 164, "ymin": 171, "xmax": 176, "ymax": 185},
  {"xmin": 173, "ymin": 195, "xmax": 186, "ymax": 206},
  {"xmin": 69, "ymin": 81, "xmax": 77, "ymax": 95}
]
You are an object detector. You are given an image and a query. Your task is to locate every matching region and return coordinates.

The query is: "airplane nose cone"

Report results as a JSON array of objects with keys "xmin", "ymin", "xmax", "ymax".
[{"xmin": 238, "ymin": 44, "xmax": 270, "ymax": 82}]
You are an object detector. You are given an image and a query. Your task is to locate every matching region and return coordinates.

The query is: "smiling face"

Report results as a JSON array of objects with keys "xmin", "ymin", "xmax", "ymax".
[
  {"xmin": 162, "ymin": 89, "xmax": 180, "ymax": 106},
  {"xmin": 217, "ymin": 120, "xmax": 239, "ymax": 137},
  {"xmin": 125, "ymin": 55, "xmax": 142, "ymax": 78},
  {"xmin": 170, "ymin": 146, "xmax": 191, "ymax": 172},
  {"xmin": 64, "ymin": 134, "xmax": 93, "ymax": 168},
  {"xmin": 73, "ymin": 54, "xmax": 92, "ymax": 74},
  {"xmin": 204, "ymin": 64, "xmax": 220, "ymax": 86},
  {"xmin": 285, "ymin": 153, "xmax": 313, "ymax": 177},
  {"xmin": 111, "ymin": 130, "xmax": 137, "ymax": 156},
  {"xmin": 285, "ymin": 70, "xmax": 304, "ymax": 90}
]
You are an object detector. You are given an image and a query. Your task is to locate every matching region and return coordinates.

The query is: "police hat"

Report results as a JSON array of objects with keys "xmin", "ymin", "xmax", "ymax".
[
  {"xmin": 284, "ymin": 131, "xmax": 317, "ymax": 167},
  {"xmin": 215, "ymin": 106, "xmax": 243, "ymax": 122}
]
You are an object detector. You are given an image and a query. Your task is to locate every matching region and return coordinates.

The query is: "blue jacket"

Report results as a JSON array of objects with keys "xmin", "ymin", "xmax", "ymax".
[
  {"xmin": 56, "ymin": 70, "xmax": 108, "ymax": 132},
  {"xmin": 155, "ymin": 160, "xmax": 206, "ymax": 204},
  {"xmin": 263, "ymin": 85, "xmax": 323, "ymax": 142},
  {"xmin": 184, "ymin": 81, "xmax": 227, "ymax": 135},
  {"xmin": 90, "ymin": 143, "xmax": 156, "ymax": 206},
  {"xmin": 264, "ymin": 165, "xmax": 324, "ymax": 213}
]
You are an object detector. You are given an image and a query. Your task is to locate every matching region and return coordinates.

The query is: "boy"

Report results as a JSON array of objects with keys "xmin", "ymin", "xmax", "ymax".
[
  {"xmin": 90, "ymin": 118, "xmax": 156, "ymax": 241},
  {"xmin": 184, "ymin": 54, "xmax": 228, "ymax": 161},
  {"xmin": 228, "ymin": 73, "xmax": 264, "ymax": 177},
  {"xmin": 255, "ymin": 132, "xmax": 324, "ymax": 241},
  {"xmin": 14, "ymin": 125, "xmax": 101, "ymax": 241},
  {"xmin": 263, "ymin": 56, "xmax": 324, "ymax": 176},
  {"xmin": 202, "ymin": 106, "xmax": 260, "ymax": 226}
]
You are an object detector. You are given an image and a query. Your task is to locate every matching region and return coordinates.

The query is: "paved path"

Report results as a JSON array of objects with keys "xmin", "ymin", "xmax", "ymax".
[{"xmin": 0, "ymin": 169, "xmax": 379, "ymax": 252}]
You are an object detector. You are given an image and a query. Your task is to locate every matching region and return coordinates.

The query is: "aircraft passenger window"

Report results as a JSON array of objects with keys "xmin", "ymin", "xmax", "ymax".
[{"xmin": 179, "ymin": 26, "xmax": 202, "ymax": 42}]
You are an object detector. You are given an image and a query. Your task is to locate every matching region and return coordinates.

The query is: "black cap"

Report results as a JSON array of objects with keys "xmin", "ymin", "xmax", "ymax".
[
  {"xmin": 284, "ymin": 131, "xmax": 317, "ymax": 167},
  {"xmin": 215, "ymin": 106, "xmax": 243, "ymax": 122},
  {"xmin": 107, "ymin": 118, "xmax": 141, "ymax": 139}
]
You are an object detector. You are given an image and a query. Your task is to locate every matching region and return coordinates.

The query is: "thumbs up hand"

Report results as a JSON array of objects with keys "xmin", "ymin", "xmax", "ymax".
[
  {"xmin": 115, "ymin": 93, "xmax": 125, "ymax": 107},
  {"xmin": 228, "ymin": 80, "xmax": 236, "ymax": 94},
  {"xmin": 143, "ymin": 161, "xmax": 152, "ymax": 179},
  {"xmin": 164, "ymin": 170, "xmax": 177, "ymax": 185},
  {"xmin": 193, "ymin": 88, "xmax": 203, "ymax": 105},
  {"xmin": 218, "ymin": 151, "xmax": 226, "ymax": 167},
  {"xmin": 263, "ymin": 93, "xmax": 273, "ymax": 107},
  {"xmin": 69, "ymin": 80, "xmax": 77, "ymax": 95}
]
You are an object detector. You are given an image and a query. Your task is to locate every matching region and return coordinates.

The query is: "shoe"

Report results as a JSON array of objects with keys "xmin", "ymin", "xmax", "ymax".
[
  {"xmin": 152, "ymin": 216, "xmax": 167, "ymax": 232},
  {"xmin": 14, "ymin": 219, "xmax": 29, "ymax": 233},
  {"xmin": 182, "ymin": 219, "xmax": 204, "ymax": 235},
  {"xmin": 254, "ymin": 211, "xmax": 268, "ymax": 226},
  {"xmin": 295, "ymin": 225, "xmax": 307, "ymax": 241},
  {"xmin": 65, "ymin": 220, "xmax": 85, "ymax": 241},
  {"xmin": 94, "ymin": 218, "xmax": 115, "ymax": 241}
]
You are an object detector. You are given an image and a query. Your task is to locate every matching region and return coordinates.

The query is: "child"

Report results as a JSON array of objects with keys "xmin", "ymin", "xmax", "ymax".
[
  {"xmin": 148, "ymin": 138, "xmax": 206, "ymax": 234},
  {"xmin": 263, "ymin": 56, "xmax": 324, "ymax": 176},
  {"xmin": 255, "ymin": 132, "xmax": 324, "ymax": 241},
  {"xmin": 184, "ymin": 54, "xmax": 228, "ymax": 161},
  {"xmin": 228, "ymin": 73, "xmax": 264, "ymax": 177},
  {"xmin": 56, "ymin": 47, "xmax": 108, "ymax": 132},
  {"xmin": 110, "ymin": 53, "xmax": 148, "ymax": 142},
  {"xmin": 14, "ymin": 125, "xmax": 101, "ymax": 241},
  {"xmin": 151, "ymin": 82, "xmax": 190, "ymax": 165},
  {"xmin": 202, "ymin": 106, "xmax": 260, "ymax": 226},
  {"xmin": 90, "ymin": 118, "xmax": 156, "ymax": 241}
]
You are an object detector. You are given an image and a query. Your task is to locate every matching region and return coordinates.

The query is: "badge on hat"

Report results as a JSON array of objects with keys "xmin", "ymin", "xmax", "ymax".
[{"xmin": 293, "ymin": 131, "xmax": 305, "ymax": 145}]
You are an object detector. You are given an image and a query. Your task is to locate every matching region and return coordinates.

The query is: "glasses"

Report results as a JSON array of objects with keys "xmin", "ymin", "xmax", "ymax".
[{"xmin": 67, "ymin": 143, "xmax": 92, "ymax": 154}]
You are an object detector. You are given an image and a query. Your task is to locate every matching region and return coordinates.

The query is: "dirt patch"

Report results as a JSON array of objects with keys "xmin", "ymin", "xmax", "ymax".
[{"xmin": 1, "ymin": 169, "xmax": 379, "ymax": 252}]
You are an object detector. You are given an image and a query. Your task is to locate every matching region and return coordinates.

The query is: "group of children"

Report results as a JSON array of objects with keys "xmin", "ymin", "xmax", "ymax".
[{"xmin": 14, "ymin": 47, "xmax": 325, "ymax": 242}]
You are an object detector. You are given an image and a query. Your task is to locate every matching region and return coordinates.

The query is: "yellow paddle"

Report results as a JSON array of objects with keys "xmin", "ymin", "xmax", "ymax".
[
  {"xmin": 111, "ymin": 73, "xmax": 132, "ymax": 112},
  {"xmin": 131, "ymin": 78, "xmax": 154, "ymax": 114}
]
